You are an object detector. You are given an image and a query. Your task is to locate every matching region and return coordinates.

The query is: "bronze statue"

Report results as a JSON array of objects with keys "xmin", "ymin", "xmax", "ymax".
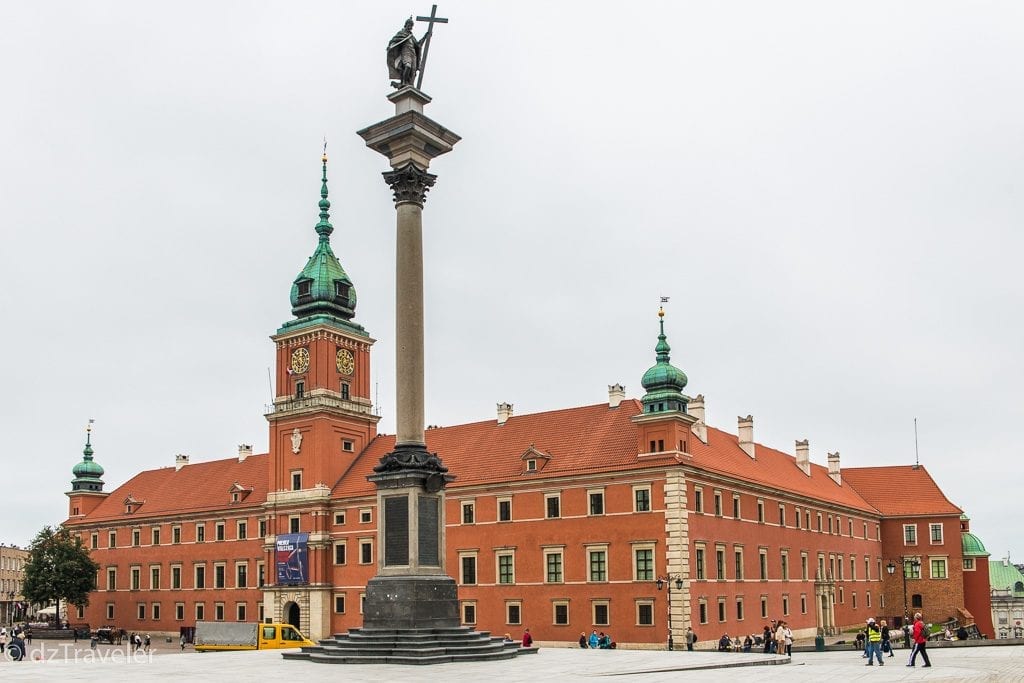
[{"xmin": 387, "ymin": 17, "xmax": 421, "ymax": 89}]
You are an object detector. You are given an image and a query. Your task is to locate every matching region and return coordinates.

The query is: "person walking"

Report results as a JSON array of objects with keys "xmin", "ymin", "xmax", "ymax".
[
  {"xmin": 907, "ymin": 612, "xmax": 932, "ymax": 668},
  {"xmin": 864, "ymin": 618, "xmax": 884, "ymax": 666},
  {"xmin": 880, "ymin": 619, "xmax": 893, "ymax": 658},
  {"xmin": 521, "ymin": 628, "xmax": 533, "ymax": 648},
  {"xmin": 783, "ymin": 623, "xmax": 793, "ymax": 656},
  {"xmin": 685, "ymin": 627, "xmax": 696, "ymax": 652},
  {"xmin": 774, "ymin": 621, "xmax": 787, "ymax": 656}
]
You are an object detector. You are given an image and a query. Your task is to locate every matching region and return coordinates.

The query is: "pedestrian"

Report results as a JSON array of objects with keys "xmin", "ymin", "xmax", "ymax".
[
  {"xmin": 180, "ymin": 633, "xmax": 187, "ymax": 651},
  {"xmin": 762, "ymin": 625, "xmax": 772, "ymax": 654},
  {"xmin": 521, "ymin": 628, "xmax": 533, "ymax": 648},
  {"xmin": 8, "ymin": 632, "xmax": 25, "ymax": 661},
  {"xmin": 864, "ymin": 618, "xmax": 884, "ymax": 666},
  {"xmin": 90, "ymin": 631, "xmax": 98, "ymax": 650},
  {"xmin": 856, "ymin": 628, "xmax": 866, "ymax": 656},
  {"xmin": 743, "ymin": 634, "xmax": 753, "ymax": 652},
  {"xmin": 144, "ymin": 634, "xmax": 151, "ymax": 652},
  {"xmin": 880, "ymin": 619, "xmax": 893, "ymax": 657},
  {"xmin": 685, "ymin": 626, "xmax": 696, "ymax": 652},
  {"xmin": 784, "ymin": 623, "xmax": 793, "ymax": 656},
  {"xmin": 578, "ymin": 632, "xmax": 588, "ymax": 649},
  {"xmin": 589, "ymin": 630, "xmax": 599, "ymax": 649},
  {"xmin": 907, "ymin": 612, "xmax": 932, "ymax": 668},
  {"xmin": 774, "ymin": 621, "xmax": 786, "ymax": 656}
]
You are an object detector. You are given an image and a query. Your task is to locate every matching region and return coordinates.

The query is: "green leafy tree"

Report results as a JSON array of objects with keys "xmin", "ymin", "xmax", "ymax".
[{"xmin": 23, "ymin": 525, "xmax": 100, "ymax": 617}]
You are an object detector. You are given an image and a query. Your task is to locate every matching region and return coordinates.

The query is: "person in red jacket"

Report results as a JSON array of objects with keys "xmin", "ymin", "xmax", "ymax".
[{"xmin": 907, "ymin": 612, "xmax": 932, "ymax": 668}]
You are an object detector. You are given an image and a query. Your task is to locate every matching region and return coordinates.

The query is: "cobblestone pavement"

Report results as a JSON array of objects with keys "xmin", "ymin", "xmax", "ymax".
[{"xmin": 1, "ymin": 639, "xmax": 1022, "ymax": 682}]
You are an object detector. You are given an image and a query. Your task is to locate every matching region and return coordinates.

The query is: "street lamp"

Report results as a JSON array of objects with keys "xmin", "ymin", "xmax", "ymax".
[
  {"xmin": 886, "ymin": 557, "xmax": 921, "ymax": 628},
  {"xmin": 656, "ymin": 575, "xmax": 684, "ymax": 651}
]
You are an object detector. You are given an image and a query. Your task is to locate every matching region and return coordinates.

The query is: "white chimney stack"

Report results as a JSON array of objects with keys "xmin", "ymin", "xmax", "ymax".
[
  {"xmin": 688, "ymin": 394, "xmax": 706, "ymax": 422},
  {"xmin": 738, "ymin": 415, "xmax": 755, "ymax": 459},
  {"xmin": 795, "ymin": 439, "xmax": 811, "ymax": 476},
  {"xmin": 175, "ymin": 454, "xmax": 189, "ymax": 471},
  {"xmin": 238, "ymin": 444, "xmax": 253, "ymax": 462},
  {"xmin": 608, "ymin": 384, "xmax": 625, "ymax": 408},
  {"xmin": 496, "ymin": 402, "xmax": 513, "ymax": 425},
  {"xmin": 827, "ymin": 451, "xmax": 842, "ymax": 485}
]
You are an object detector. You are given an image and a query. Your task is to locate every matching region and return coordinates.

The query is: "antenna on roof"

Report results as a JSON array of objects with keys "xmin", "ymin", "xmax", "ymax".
[{"xmin": 913, "ymin": 417, "xmax": 920, "ymax": 469}]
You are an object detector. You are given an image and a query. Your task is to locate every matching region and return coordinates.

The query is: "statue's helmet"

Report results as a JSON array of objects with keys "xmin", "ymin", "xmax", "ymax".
[{"xmin": 405, "ymin": 17, "xmax": 414, "ymax": 28}]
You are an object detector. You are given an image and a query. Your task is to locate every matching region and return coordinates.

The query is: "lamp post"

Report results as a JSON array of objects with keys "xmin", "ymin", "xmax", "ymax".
[
  {"xmin": 656, "ymin": 575, "xmax": 684, "ymax": 651},
  {"xmin": 6, "ymin": 591, "xmax": 13, "ymax": 626},
  {"xmin": 886, "ymin": 557, "xmax": 921, "ymax": 628}
]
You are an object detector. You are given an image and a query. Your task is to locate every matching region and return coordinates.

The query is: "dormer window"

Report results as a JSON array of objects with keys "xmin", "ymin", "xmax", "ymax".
[
  {"xmin": 526, "ymin": 459, "xmax": 536, "ymax": 471},
  {"xmin": 297, "ymin": 280, "xmax": 312, "ymax": 298},
  {"xmin": 335, "ymin": 281, "xmax": 349, "ymax": 302}
]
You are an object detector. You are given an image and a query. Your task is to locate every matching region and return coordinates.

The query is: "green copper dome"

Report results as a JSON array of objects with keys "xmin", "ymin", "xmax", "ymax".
[
  {"xmin": 71, "ymin": 425, "xmax": 105, "ymax": 492},
  {"xmin": 961, "ymin": 532, "xmax": 989, "ymax": 557},
  {"xmin": 640, "ymin": 307, "xmax": 690, "ymax": 413},
  {"xmin": 289, "ymin": 153, "xmax": 357, "ymax": 320}
]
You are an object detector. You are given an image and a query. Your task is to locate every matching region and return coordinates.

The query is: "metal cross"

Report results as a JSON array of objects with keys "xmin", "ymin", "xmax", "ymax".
[{"xmin": 415, "ymin": 4, "xmax": 448, "ymax": 91}]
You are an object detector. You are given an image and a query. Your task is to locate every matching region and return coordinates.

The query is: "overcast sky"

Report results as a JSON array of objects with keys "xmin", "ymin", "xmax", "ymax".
[{"xmin": 2, "ymin": 2, "xmax": 1021, "ymax": 560}]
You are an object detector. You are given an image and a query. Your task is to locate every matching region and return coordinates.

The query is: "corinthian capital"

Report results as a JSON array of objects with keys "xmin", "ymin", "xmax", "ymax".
[{"xmin": 382, "ymin": 162, "xmax": 437, "ymax": 206}]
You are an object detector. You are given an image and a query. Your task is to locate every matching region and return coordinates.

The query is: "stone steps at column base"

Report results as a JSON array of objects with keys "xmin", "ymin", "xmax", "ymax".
[{"xmin": 284, "ymin": 626, "xmax": 525, "ymax": 665}]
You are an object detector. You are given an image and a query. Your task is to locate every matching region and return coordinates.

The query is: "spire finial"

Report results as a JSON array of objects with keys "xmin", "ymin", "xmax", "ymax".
[
  {"xmin": 84, "ymin": 418, "xmax": 95, "ymax": 458},
  {"xmin": 315, "ymin": 143, "xmax": 333, "ymax": 241}
]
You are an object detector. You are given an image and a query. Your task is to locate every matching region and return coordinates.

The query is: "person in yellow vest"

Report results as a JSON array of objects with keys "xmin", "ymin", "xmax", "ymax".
[{"xmin": 865, "ymin": 618, "xmax": 884, "ymax": 666}]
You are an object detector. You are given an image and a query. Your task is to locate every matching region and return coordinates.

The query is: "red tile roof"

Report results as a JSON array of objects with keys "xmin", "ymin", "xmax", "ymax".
[
  {"xmin": 841, "ymin": 465, "xmax": 963, "ymax": 516},
  {"xmin": 72, "ymin": 454, "xmax": 269, "ymax": 523}
]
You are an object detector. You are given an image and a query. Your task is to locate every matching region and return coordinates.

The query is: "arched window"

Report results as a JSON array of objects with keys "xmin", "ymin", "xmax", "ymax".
[{"xmin": 1014, "ymin": 581, "xmax": 1024, "ymax": 593}]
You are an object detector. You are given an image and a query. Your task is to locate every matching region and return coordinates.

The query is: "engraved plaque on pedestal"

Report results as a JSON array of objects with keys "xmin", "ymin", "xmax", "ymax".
[
  {"xmin": 418, "ymin": 495, "xmax": 439, "ymax": 566},
  {"xmin": 384, "ymin": 495, "xmax": 409, "ymax": 565}
]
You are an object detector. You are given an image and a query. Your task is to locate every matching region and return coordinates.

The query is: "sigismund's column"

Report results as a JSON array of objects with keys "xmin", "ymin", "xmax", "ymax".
[{"xmin": 357, "ymin": 84, "xmax": 460, "ymax": 629}]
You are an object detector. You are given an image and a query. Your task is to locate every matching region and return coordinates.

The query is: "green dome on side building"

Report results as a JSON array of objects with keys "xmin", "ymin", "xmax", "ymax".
[
  {"xmin": 961, "ymin": 531, "xmax": 989, "ymax": 557},
  {"xmin": 640, "ymin": 307, "xmax": 690, "ymax": 414},
  {"xmin": 71, "ymin": 424, "xmax": 105, "ymax": 492}
]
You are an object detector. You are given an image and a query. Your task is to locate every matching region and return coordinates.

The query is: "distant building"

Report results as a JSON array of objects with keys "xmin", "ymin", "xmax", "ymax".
[
  {"xmin": 62, "ymin": 157, "xmax": 994, "ymax": 646},
  {"xmin": 0, "ymin": 543, "xmax": 28, "ymax": 624},
  {"xmin": 990, "ymin": 556, "xmax": 1024, "ymax": 639}
]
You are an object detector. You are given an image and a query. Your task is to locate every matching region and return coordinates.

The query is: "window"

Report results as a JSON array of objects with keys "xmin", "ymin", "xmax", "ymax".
[
  {"xmin": 850, "ymin": 557, "xmax": 856, "ymax": 580},
  {"xmin": 462, "ymin": 601, "xmax": 477, "ymax": 625},
  {"xmin": 735, "ymin": 549, "xmax": 745, "ymax": 580},
  {"xmin": 196, "ymin": 524, "xmax": 205, "ymax": 543},
  {"xmin": 545, "ymin": 550, "xmax": 564, "ymax": 583},
  {"xmin": 295, "ymin": 381, "xmax": 304, "ymax": 398},
  {"xmin": 195, "ymin": 565, "xmax": 206, "ymax": 589},
  {"xmin": 259, "ymin": 520, "xmax": 267, "ymax": 537},
  {"xmin": 236, "ymin": 603, "xmax": 246, "ymax": 621},
  {"xmin": 214, "ymin": 563, "xmax": 226, "ymax": 589},
  {"xmin": 714, "ymin": 491, "xmax": 723, "ymax": 516},
  {"xmin": 801, "ymin": 553, "xmax": 808, "ymax": 580},
  {"xmin": 866, "ymin": 592, "xmax": 872, "ymax": 608},
  {"xmin": 297, "ymin": 280, "xmax": 311, "ymax": 297},
  {"xmin": 109, "ymin": 530, "xmax": 117, "ymax": 548},
  {"xmin": 506, "ymin": 601, "xmax": 522, "ymax": 625},
  {"xmin": 460, "ymin": 554, "xmax": 477, "ymax": 584},
  {"xmin": 733, "ymin": 495, "xmax": 741, "ymax": 519},
  {"xmin": 106, "ymin": 567, "xmax": 117, "ymax": 591},
  {"xmin": 695, "ymin": 546, "xmax": 706, "ymax": 580},
  {"xmin": 848, "ymin": 519, "xmax": 853, "ymax": 536},
  {"xmin": 800, "ymin": 594, "xmax": 807, "ymax": 614},
  {"xmin": 289, "ymin": 516, "xmax": 300, "ymax": 533},
  {"xmin": 545, "ymin": 494, "xmax": 561, "ymax": 519},
  {"xmin": 291, "ymin": 471, "xmax": 302, "ymax": 491},
  {"xmin": 175, "ymin": 603, "xmax": 184, "ymax": 621},
  {"xmin": 638, "ymin": 601, "xmax": 655, "ymax": 626},
  {"xmin": 497, "ymin": 552, "xmax": 515, "ymax": 584},
  {"xmin": 816, "ymin": 513, "xmax": 822, "ymax": 532},
  {"xmin": 152, "ymin": 527, "xmax": 161, "ymax": 545},
  {"xmin": 196, "ymin": 603, "xmax": 205, "ymax": 621},
  {"xmin": 716, "ymin": 548, "xmax": 726, "ymax": 579},
  {"xmin": 334, "ymin": 542, "xmax": 347, "ymax": 565},
  {"xmin": 828, "ymin": 516, "xmax": 833, "ymax": 534},
  {"xmin": 588, "ymin": 490, "xmax": 605, "ymax": 516},
  {"xmin": 717, "ymin": 598, "xmax": 726, "ymax": 622},
  {"xmin": 930, "ymin": 523, "xmax": 944, "ymax": 544},
  {"xmin": 334, "ymin": 512, "xmax": 346, "ymax": 525},
  {"xmin": 963, "ymin": 558, "xmax": 975, "ymax": 570},
  {"xmin": 593, "ymin": 601, "xmax": 610, "ymax": 626},
  {"xmin": 138, "ymin": 603, "xmax": 146, "ymax": 620},
  {"xmin": 334, "ymin": 595, "xmax": 346, "ymax": 613},
  {"xmin": 360, "ymin": 540, "xmax": 373, "ymax": 564},
  {"xmin": 132, "ymin": 529, "xmax": 141, "ymax": 546},
  {"xmin": 498, "ymin": 498, "xmax": 512, "ymax": 521},
  {"xmin": 526, "ymin": 459, "xmax": 536, "ymax": 471},
  {"xmin": 904, "ymin": 558, "xmax": 921, "ymax": 579},
  {"xmin": 761, "ymin": 596, "xmax": 768, "ymax": 618},
  {"xmin": 215, "ymin": 603, "xmax": 224, "ymax": 621},
  {"xmin": 553, "ymin": 602, "xmax": 569, "ymax": 625},
  {"xmin": 236, "ymin": 563, "xmax": 248, "ymax": 588},
  {"xmin": 131, "ymin": 567, "xmax": 141, "ymax": 590},
  {"xmin": 340, "ymin": 383, "xmax": 350, "ymax": 401},
  {"xmin": 360, "ymin": 509, "xmax": 372, "ymax": 524},
  {"xmin": 107, "ymin": 604, "xmax": 115, "ymax": 620},
  {"xmin": 238, "ymin": 522, "xmax": 247, "ymax": 540},
  {"xmin": 736, "ymin": 598, "xmax": 744, "ymax": 621},
  {"xmin": 461, "ymin": 501, "xmax": 475, "ymax": 524},
  {"xmin": 589, "ymin": 549, "xmax": 607, "ymax": 582},
  {"xmin": 795, "ymin": 509, "xmax": 801, "ymax": 529},
  {"xmin": 342, "ymin": 438, "xmax": 354, "ymax": 452},
  {"xmin": 257, "ymin": 562, "xmax": 265, "ymax": 587},
  {"xmin": 698, "ymin": 600, "xmax": 708, "ymax": 624},
  {"xmin": 634, "ymin": 486, "xmax": 651, "ymax": 512},
  {"xmin": 757, "ymin": 500, "xmax": 765, "ymax": 523},
  {"xmin": 781, "ymin": 552, "xmax": 789, "ymax": 581},
  {"xmin": 694, "ymin": 488, "xmax": 703, "ymax": 513},
  {"xmin": 759, "ymin": 549, "xmax": 768, "ymax": 581},
  {"xmin": 903, "ymin": 524, "xmax": 918, "ymax": 545},
  {"xmin": 171, "ymin": 565, "xmax": 181, "ymax": 589},
  {"xmin": 852, "ymin": 592, "xmax": 857, "ymax": 608},
  {"xmin": 930, "ymin": 558, "xmax": 948, "ymax": 579},
  {"xmin": 782, "ymin": 595, "xmax": 790, "ymax": 616},
  {"xmin": 215, "ymin": 522, "xmax": 225, "ymax": 541},
  {"xmin": 634, "ymin": 547, "xmax": 654, "ymax": 581},
  {"xmin": 912, "ymin": 594, "xmax": 923, "ymax": 608},
  {"xmin": 150, "ymin": 566, "xmax": 160, "ymax": 590}
]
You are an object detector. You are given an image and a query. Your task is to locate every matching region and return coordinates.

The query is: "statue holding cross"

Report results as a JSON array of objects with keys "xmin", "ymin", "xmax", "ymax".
[{"xmin": 386, "ymin": 5, "xmax": 448, "ymax": 91}]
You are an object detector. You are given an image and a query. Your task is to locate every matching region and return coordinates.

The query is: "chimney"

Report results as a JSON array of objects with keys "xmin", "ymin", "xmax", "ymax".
[
  {"xmin": 795, "ymin": 439, "xmax": 811, "ymax": 476},
  {"xmin": 827, "ymin": 451, "xmax": 841, "ymax": 485},
  {"xmin": 688, "ymin": 394, "xmax": 705, "ymax": 422},
  {"xmin": 608, "ymin": 384, "xmax": 625, "ymax": 408},
  {"xmin": 175, "ymin": 454, "xmax": 189, "ymax": 471},
  {"xmin": 738, "ymin": 415, "xmax": 755, "ymax": 459},
  {"xmin": 238, "ymin": 444, "xmax": 253, "ymax": 462},
  {"xmin": 496, "ymin": 402, "xmax": 513, "ymax": 425}
]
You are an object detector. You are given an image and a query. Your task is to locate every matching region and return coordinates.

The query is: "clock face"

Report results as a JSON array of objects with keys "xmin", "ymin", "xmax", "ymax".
[
  {"xmin": 336, "ymin": 348, "xmax": 355, "ymax": 375},
  {"xmin": 290, "ymin": 347, "xmax": 310, "ymax": 374}
]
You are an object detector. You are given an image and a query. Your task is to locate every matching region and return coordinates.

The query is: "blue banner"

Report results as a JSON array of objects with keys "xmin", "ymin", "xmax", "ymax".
[{"xmin": 275, "ymin": 533, "xmax": 309, "ymax": 585}]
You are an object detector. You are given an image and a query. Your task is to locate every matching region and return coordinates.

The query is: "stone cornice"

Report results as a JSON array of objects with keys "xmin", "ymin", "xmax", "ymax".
[{"xmin": 272, "ymin": 327, "xmax": 375, "ymax": 350}]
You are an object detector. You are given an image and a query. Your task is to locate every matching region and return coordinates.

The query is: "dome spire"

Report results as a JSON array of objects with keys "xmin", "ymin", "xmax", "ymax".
[
  {"xmin": 315, "ymin": 141, "xmax": 333, "ymax": 242},
  {"xmin": 640, "ymin": 306, "xmax": 690, "ymax": 414},
  {"xmin": 71, "ymin": 418, "xmax": 105, "ymax": 492}
]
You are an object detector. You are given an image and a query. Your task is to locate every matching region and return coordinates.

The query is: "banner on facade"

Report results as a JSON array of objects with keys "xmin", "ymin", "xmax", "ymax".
[{"xmin": 275, "ymin": 533, "xmax": 309, "ymax": 585}]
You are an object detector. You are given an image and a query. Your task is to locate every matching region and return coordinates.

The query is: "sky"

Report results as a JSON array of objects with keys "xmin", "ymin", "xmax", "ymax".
[{"xmin": 1, "ymin": 2, "xmax": 1021, "ymax": 559}]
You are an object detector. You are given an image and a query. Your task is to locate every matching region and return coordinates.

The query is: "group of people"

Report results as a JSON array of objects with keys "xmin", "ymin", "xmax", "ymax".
[
  {"xmin": 708, "ymin": 620, "xmax": 792, "ymax": 654},
  {"xmin": 859, "ymin": 612, "xmax": 932, "ymax": 668},
  {"xmin": 578, "ymin": 629, "xmax": 615, "ymax": 649},
  {"xmin": 0, "ymin": 625, "xmax": 30, "ymax": 661}
]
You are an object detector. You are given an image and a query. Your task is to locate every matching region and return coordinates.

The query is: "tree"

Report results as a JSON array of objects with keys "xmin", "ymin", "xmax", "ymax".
[{"xmin": 23, "ymin": 525, "xmax": 100, "ymax": 618}]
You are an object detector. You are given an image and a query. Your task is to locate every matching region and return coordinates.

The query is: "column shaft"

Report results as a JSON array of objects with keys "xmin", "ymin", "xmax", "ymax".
[{"xmin": 395, "ymin": 202, "xmax": 426, "ymax": 447}]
